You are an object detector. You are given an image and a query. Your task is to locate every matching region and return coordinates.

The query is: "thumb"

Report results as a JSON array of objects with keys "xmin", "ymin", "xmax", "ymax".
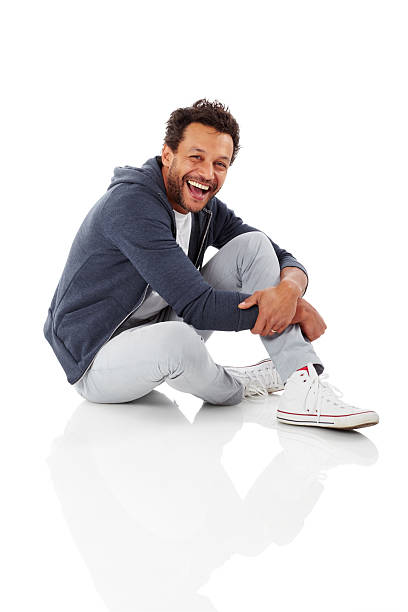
[{"xmin": 238, "ymin": 295, "xmax": 257, "ymax": 309}]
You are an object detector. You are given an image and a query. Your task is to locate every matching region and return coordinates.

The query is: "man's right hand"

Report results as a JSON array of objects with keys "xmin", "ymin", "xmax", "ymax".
[
  {"xmin": 238, "ymin": 283, "xmax": 300, "ymax": 337},
  {"xmin": 291, "ymin": 298, "xmax": 327, "ymax": 341}
]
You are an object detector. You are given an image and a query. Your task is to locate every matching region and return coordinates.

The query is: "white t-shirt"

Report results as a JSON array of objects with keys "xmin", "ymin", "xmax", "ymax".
[{"xmin": 128, "ymin": 210, "xmax": 192, "ymax": 323}]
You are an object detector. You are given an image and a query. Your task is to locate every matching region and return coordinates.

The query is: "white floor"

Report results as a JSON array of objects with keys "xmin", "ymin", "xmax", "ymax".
[
  {"xmin": 3, "ymin": 3, "xmax": 407, "ymax": 610},
  {"xmin": 2, "ymin": 325, "xmax": 407, "ymax": 612}
]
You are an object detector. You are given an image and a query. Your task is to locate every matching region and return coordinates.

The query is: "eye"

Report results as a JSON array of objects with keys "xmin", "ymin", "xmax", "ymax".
[
  {"xmin": 190, "ymin": 155, "xmax": 201, "ymax": 160},
  {"xmin": 216, "ymin": 162, "xmax": 227, "ymax": 169}
]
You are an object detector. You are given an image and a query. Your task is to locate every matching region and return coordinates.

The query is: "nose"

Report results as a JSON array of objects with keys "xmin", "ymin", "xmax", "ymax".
[{"xmin": 196, "ymin": 159, "xmax": 214, "ymax": 183}]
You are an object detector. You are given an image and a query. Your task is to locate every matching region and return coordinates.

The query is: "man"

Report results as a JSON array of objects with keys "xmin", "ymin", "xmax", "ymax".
[{"xmin": 44, "ymin": 99, "xmax": 379, "ymax": 429}]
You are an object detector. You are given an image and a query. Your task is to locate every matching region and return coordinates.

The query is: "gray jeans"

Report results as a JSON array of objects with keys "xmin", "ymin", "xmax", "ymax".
[{"xmin": 75, "ymin": 232, "xmax": 322, "ymax": 405}]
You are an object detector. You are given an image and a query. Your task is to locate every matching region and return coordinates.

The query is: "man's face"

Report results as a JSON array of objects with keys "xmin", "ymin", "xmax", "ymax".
[{"xmin": 161, "ymin": 122, "xmax": 234, "ymax": 214}]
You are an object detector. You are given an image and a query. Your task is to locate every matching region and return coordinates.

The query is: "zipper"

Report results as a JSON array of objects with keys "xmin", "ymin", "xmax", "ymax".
[
  {"xmin": 108, "ymin": 283, "xmax": 151, "ymax": 339},
  {"xmin": 158, "ymin": 191, "xmax": 212, "ymax": 269},
  {"xmin": 76, "ymin": 199, "xmax": 211, "ymax": 384},
  {"xmin": 78, "ymin": 191, "xmax": 173, "ymax": 384},
  {"xmin": 158, "ymin": 192, "xmax": 177, "ymax": 238},
  {"xmin": 75, "ymin": 283, "xmax": 150, "ymax": 384},
  {"xmin": 194, "ymin": 209, "xmax": 212, "ymax": 267}
]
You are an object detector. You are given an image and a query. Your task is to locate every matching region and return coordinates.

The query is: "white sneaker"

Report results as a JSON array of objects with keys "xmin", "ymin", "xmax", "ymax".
[
  {"xmin": 224, "ymin": 358, "xmax": 284, "ymax": 398},
  {"xmin": 277, "ymin": 364, "xmax": 379, "ymax": 430}
]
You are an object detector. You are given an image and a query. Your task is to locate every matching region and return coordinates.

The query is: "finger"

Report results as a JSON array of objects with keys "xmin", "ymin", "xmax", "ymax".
[
  {"xmin": 266, "ymin": 318, "xmax": 291, "ymax": 336},
  {"xmin": 238, "ymin": 296, "xmax": 257, "ymax": 309},
  {"xmin": 316, "ymin": 326, "xmax": 326, "ymax": 339},
  {"xmin": 268, "ymin": 321, "xmax": 292, "ymax": 336},
  {"xmin": 264, "ymin": 321, "xmax": 282, "ymax": 337},
  {"xmin": 308, "ymin": 325, "xmax": 326, "ymax": 341},
  {"xmin": 267, "ymin": 326, "xmax": 284, "ymax": 336},
  {"xmin": 251, "ymin": 314, "xmax": 268, "ymax": 335}
]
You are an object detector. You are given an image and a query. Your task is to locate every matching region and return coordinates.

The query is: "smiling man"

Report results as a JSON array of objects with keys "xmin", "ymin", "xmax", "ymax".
[
  {"xmin": 163, "ymin": 122, "xmax": 231, "ymax": 213},
  {"xmin": 44, "ymin": 99, "xmax": 379, "ymax": 430}
]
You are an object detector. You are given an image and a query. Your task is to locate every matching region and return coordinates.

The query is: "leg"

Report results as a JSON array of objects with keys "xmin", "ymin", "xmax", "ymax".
[
  {"xmin": 75, "ymin": 320, "xmax": 244, "ymax": 405},
  {"xmin": 196, "ymin": 232, "xmax": 323, "ymax": 382}
]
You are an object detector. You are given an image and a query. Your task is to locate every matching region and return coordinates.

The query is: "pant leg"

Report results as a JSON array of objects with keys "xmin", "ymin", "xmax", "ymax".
[
  {"xmin": 189, "ymin": 231, "xmax": 323, "ymax": 383},
  {"xmin": 75, "ymin": 320, "xmax": 244, "ymax": 405}
]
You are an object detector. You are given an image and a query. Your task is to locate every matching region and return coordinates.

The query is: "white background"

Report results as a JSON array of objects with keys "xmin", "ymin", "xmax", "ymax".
[{"xmin": 1, "ymin": 1, "xmax": 407, "ymax": 611}]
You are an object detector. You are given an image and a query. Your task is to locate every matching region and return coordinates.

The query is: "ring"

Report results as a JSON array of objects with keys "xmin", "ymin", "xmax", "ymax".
[{"xmin": 270, "ymin": 329, "xmax": 278, "ymax": 333}]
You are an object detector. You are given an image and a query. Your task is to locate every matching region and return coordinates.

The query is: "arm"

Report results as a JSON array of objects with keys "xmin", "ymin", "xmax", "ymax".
[
  {"xmin": 291, "ymin": 298, "xmax": 327, "ymax": 341},
  {"xmin": 211, "ymin": 200, "xmax": 315, "ymax": 336},
  {"xmin": 238, "ymin": 271, "xmax": 303, "ymax": 336},
  {"xmin": 280, "ymin": 266, "xmax": 308, "ymax": 297},
  {"xmin": 239, "ymin": 274, "xmax": 326, "ymax": 339},
  {"xmin": 281, "ymin": 270, "xmax": 327, "ymax": 341},
  {"xmin": 211, "ymin": 198, "xmax": 309, "ymax": 288},
  {"xmin": 100, "ymin": 188, "xmax": 261, "ymax": 332}
]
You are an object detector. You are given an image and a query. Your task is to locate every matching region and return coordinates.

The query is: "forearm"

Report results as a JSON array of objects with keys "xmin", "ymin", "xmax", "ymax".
[
  {"xmin": 279, "ymin": 266, "xmax": 308, "ymax": 298},
  {"xmin": 290, "ymin": 297, "xmax": 327, "ymax": 341}
]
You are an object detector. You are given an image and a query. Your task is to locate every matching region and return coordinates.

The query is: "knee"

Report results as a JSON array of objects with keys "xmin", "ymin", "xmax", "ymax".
[
  {"xmin": 161, "ymin": 321, "xmax": 204, "ymax": 367},
  {"xmin": 234, "ymin": 231, "xmax": 280, "ymax": 271},
  {"xmin": 235, "ymin": 231, "xmax": 276, "ymax": 256},
  {"xmin": 164, "ymin": 321, "xmax": 201, "ymax": 343}
]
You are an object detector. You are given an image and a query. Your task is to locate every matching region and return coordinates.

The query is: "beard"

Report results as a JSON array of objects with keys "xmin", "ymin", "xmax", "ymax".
[
  {"xmin": 166, "ymin": 162, "xmax": 190, "ymax": 213},
  {"xmin": 166, "ymin": 160, "xmax": 219, "ymax": 213}
]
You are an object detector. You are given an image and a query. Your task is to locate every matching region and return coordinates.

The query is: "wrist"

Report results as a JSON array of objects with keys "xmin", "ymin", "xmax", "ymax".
[
  {"xmin": 278, "ymin": 278, "xmax": 303, "ymax": 299},
  {"xmin": 291, "ymin": 298, "xmax": 308, "ymax": 324}
]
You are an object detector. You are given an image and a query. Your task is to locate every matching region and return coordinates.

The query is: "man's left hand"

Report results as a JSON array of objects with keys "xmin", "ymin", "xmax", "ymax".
[{"xmin": 291, "ymin": 298, "xmax": 327, "ymax": 341}]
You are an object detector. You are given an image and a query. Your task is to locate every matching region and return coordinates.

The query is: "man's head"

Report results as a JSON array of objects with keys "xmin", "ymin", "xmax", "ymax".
[{"xmin": 161, "ymin": 99, "xmax": 240, "ymax": 214}]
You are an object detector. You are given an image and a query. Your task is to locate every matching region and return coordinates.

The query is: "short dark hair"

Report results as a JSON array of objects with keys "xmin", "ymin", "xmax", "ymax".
[{"xmin": 164, "ymin": 99, "xmax": 240, "ymax": 164}]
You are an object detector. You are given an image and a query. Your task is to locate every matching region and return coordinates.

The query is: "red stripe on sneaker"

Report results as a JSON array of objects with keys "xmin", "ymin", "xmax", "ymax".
[
  {"xmin": 297, "ymin": 366, "xmax": 309, "ymax": 375},
  {"xmin": 277, "ymin": 409, "xmax": 375, "ymax": 418}
]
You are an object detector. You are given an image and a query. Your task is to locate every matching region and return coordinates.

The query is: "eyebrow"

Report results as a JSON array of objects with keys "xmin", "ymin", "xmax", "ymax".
[{"xmin": 189, "ymin": 147, "xmax": 231, "ymax": 162}]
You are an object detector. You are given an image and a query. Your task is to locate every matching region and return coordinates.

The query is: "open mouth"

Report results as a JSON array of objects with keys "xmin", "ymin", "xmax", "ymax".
[{"xmin": 186, "ymin": 179, "xmax": 211, "ymax": 201}]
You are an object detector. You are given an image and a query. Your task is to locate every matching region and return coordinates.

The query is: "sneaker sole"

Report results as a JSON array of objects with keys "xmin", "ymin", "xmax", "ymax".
[{"xmin": 276, "ymin": 411, "xmax": 379, "ymax": 430}]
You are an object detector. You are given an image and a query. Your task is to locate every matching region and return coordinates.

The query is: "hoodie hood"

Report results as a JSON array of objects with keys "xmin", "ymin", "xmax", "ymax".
[
  {"xmin": 108, "ymin": 156, "xmax": 167, "ymax": 195},
  {"xmin": 108, "ymin": 156, "xmax": 217, "ymax": 215}
]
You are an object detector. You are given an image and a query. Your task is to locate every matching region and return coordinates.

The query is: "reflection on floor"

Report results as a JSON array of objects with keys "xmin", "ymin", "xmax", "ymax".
[{"xmin": 48, "ymin": 391, "xmax": 378, "ymax": 612}]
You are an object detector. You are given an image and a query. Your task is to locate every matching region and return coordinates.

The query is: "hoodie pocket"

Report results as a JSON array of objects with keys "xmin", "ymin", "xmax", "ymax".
[{"xmin": 55, "ymin": 297, "xmax": 126, "ymax": 363}]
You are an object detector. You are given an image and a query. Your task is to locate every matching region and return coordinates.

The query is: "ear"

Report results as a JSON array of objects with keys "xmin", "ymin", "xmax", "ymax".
[{"xmin": 161, "ymin": 144, "xmax": 174, "ymax": 169}]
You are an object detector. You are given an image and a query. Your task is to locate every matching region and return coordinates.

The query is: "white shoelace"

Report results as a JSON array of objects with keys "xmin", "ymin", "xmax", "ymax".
[
  {"xmin": 228, "ymin": 364, "xmax": 280, "ymax": 398},
  {"xmin": 307, "ymin": 373, "xmax": 351, "ymax": 422}
]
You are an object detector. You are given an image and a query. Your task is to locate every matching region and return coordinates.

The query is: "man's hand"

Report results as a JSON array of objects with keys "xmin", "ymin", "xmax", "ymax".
[
  {"xmin": 238, "ymin": 281, "xmax": 300, "ymax": 336},
  {"xmin": 291, "ymin": 298, "xmax": 327, "ymax": 341}
]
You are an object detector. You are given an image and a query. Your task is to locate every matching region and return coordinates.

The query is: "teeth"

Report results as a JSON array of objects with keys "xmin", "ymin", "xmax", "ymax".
[{"xmin": 187, "ymin": 180, "xmax": 209, "ymax": 191}]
